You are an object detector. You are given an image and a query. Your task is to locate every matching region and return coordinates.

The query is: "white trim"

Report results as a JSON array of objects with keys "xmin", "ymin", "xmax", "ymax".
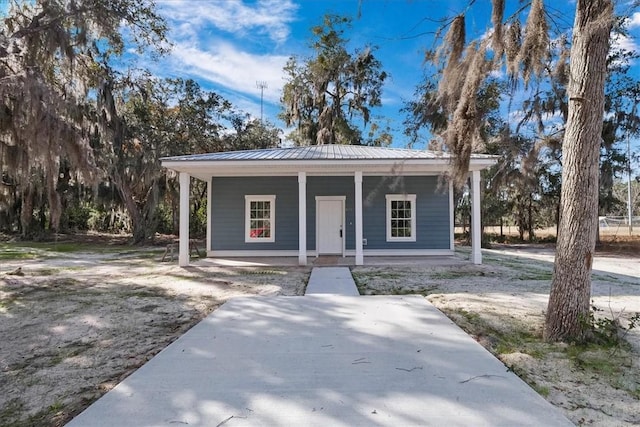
[
  {"xmin": 178, "ymin": 172, "xmax": 190, "ymax": 267},
  {"xmin": 244, "ymin": 195, "xmax": 276, "ymax": 243},
  {"xmin": 298, "ymin": 172, "xmax": 307, "ymax": 265},
  {"xmin": 206, "ymin": 177, "xmax": 212, "ymax": 253},
  {"xmin": 385, "ymin": 194, "xmax": 417, "ymax": 242},
  {"xmin": 209, "ymin": 250, "xmax": 303, "ymax": 257},
  {"xmin": 207, "ymin": 249, "xmax": 454, "ymax": 257},
  {"xmin": 470, "ymin": 170, "xmax": 482, "ymax": 264},
  {"xmin": 360, "ymin": 249, "xmax": 454, "ymax": 256},
  {"xmin": 354, "ymin": 171, "xmax": 363, "ymax": 266},
  {"xmin": 162, "ymin": 158, "xmax": 497, "ymax": 181},
  {"xmin": 449, "ymin": 179, "xmax": 455, "ymax": 252},
  {"xmin": 315, "ymin": 196, "xmax": 346, "ymax": 256}
]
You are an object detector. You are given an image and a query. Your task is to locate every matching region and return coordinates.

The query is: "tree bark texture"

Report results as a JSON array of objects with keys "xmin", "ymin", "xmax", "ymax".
[{"xmin": 545, "ymin": 0, "xmax": 613, "ymax": 342}]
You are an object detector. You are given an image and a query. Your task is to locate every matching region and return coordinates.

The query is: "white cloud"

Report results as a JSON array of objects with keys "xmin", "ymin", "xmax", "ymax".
[
  {"xmin": 160, "ymin": 0, "xmax": 298, "ymax": 44},
  {"xmin": 626, "ymin": 11, "xmax": 640, "ymax": 29},
  {"xmin": 171, "ymin": 41, "xmax": 288, "ymax": 103},
  {"xmin": 612, "ymin": 32, "xmax": 639, "ymax": 53}
]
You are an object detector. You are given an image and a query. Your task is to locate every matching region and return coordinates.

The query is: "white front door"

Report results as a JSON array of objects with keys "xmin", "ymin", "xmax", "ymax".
[{"xmin": 317, "ymin": 198, "xmax": 344, "ymax": 255}]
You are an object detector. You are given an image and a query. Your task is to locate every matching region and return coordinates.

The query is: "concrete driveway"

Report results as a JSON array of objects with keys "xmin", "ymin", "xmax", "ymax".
[{"xmin": 68, "ymin": 295, "xmax": 572, "ymax": 426}]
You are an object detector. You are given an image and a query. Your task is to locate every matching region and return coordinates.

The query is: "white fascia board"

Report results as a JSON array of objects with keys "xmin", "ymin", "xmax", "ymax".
[
  {"xmin": 468, "ymin": 158, "xmax": 499, "ymax": 170},
  {"xmin": 162, "ymin": 157, "xmax": 498, "ymax": 177},
  {"xmin": 163, "ymin": 159, "xmax": 448, "ymax": 176}
]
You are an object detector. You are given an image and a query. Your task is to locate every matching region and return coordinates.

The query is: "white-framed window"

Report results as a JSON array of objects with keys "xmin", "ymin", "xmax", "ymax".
[
  {"xmin": 245, "ymin": 195, "xmax": 276, "ymax": 243},
  {"xmin": 386, "ymin": 194, "xmax": 416, "ymax": 242}
]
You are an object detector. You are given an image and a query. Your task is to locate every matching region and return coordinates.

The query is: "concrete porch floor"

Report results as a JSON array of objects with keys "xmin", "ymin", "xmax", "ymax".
[{"xmin": 188, "ymin": 255, "xmax": 469, "ymax": 268}]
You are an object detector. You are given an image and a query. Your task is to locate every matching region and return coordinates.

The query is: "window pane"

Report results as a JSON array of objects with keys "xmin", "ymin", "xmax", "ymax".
[
  {"xmin": 388, "ymin": 197, "xmax": 413, "ymax": 239},
  {"xmin": 248, "ymin": 200, "xmax": 272, "ymax": 239}
]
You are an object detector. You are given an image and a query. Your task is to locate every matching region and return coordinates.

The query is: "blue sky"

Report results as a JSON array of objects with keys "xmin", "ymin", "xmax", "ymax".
[
  {"xmin": 147, "ymin": 0, "xmax": 501, "ymax": 146},
  {"xmin": 147, "ymin": 0, "xmax": 640, "ymax": 151},
  {"xmin": 3, "ymin": 0, "xmax": 639, "ymax": 152}
]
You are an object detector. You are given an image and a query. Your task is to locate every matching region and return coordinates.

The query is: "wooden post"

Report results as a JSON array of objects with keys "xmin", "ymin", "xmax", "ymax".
[
  {"xmin": 298, "ymin": 172, "xmax": 307, "ymax": 265},
  {"xmin": 355, "ymin": 171, "xmax": 364, "ymax": 266},
  {"xmin": 179, "ymin": 172, "xmax": 190, "ymax": 267},
  {"xmin": 470, "ymin": 170, "xmax": 482, "ymax": 264}
]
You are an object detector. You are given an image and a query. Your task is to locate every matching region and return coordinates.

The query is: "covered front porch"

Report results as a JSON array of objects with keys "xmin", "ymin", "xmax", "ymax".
[
  {"xmin": 173, "ymin": 168, "xmax": 485, "ymax": 267},
  {"xmin": 162, "ymin": 145, "xmax": 495, "ymax": 268}
]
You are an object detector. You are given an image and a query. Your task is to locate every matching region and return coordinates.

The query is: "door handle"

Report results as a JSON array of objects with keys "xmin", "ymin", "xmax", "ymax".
[{"xmin": 339, "ymin": 226, "xmax": 343, "ymax": 238}]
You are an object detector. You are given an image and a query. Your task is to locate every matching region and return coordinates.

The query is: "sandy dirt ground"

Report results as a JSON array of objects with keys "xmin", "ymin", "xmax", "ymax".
[
  {"xmin": 0, "ymin": 247, "xmax": 309, "ymax": 426},
  {"xmin": 1, "ymin": 239, "xmax": 639, "ymax": 426},
  {"xmin": 354, "ymin": 247, "xmax": 640, "ymax": 427}
]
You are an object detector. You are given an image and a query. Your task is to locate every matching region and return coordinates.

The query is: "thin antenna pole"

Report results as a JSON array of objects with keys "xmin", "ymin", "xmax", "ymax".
[
  {"xmin": 256, "ymin": 81, "xmax": 268, "ymax": 123},
  {"xmin": 628, "ymin": 134, "xmax": 633, "ymax": 235}
]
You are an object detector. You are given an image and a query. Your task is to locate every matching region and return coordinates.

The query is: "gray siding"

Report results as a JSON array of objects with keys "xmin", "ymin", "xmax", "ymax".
[
  {"xmin": 362, "ymin": 176, "xmax": 450, "ymax": 249},
  {"xmin": 211, "ymin": 177, "xmax": 298, "ymax": 250},
  {"xmin": 210, "ymin": 175, "xmax": 450, "ymax": 252}
]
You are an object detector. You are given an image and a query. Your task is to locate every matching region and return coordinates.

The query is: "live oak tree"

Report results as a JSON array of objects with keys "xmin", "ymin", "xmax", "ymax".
[
  {"xmin": 545, "ymin": 1, "xmax": 613, "ymax": 341},
  {"xmin": 280, "ymin": 14, "xmax": 387, "ymax": 145},
  {"xmin": 97, "ymin": 76, "xmax": 252, "ymax": 242},
  {"xmin": 0, "ymin": 0, "xmax": 167, "ymax": 236},
  {"xmin": 423, "ymin": 0, "xmax": 614, "ymax": 342}
]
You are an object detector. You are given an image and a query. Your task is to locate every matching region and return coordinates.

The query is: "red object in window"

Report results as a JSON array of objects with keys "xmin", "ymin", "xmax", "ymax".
[{"xmin": 250, "ymin": 227, "xmax": 269, "ymax": 238}]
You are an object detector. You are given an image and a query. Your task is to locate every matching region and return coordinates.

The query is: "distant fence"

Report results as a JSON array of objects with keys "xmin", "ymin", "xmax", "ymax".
[
  {"xmin": 599, "ymin": 216, "xmax": 640, "ymax": 228},
  {"xmin": 598, "ymin": 216, "xmax": 640, "ymax": 234},
  {"xmin": 458, "ymin": 217, "xmax": 640, "ymax": 238}
]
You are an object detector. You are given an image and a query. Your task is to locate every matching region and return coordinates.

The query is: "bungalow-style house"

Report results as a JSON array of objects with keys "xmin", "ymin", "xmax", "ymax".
[{"xmin": 161, "ymin": 144, "xmax": 496, "ymax": 267}]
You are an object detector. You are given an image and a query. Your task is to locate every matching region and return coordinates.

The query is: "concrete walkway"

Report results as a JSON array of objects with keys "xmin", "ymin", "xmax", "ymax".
[
  {"xmin": 305, "ymin": 267, "xmax": 359, "ymax": 296},
  {"xmin": 68, "ymin": 294, "xmax": 572, "ymax": 426}
]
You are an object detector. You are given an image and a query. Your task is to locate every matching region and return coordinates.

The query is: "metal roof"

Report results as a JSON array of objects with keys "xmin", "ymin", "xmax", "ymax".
[{"xmin": 162, "ymin": 144, "xmax": 494, "ymax": 162}]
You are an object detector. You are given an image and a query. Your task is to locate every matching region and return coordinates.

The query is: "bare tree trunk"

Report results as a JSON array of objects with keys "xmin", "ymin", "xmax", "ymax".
[
  {"xmin": 545, "ymin": 0, "xmax": 613, "ymax": 342},
  {"xmin": 20, "ymin": 186, "xmax": 34, "ymax": 238},
  {"xmin": 111, "ymin": 173, "xmax": 147, "ymax": 244},
  {"xmin": 527, "ymin": 194, "xmax": 534, "ymax": 242}
]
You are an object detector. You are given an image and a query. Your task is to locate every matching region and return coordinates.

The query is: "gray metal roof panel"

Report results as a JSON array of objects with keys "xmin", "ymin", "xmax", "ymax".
[{"xmin": 161, "ymin": 144, "xmax": 494, "ymax": 162}]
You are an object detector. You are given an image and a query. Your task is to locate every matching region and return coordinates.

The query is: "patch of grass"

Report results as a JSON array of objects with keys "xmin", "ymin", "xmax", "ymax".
[
  {"xmin": 517, "ymin": 271, "xmax": 553, "ymax": 281},
  {"xmin": 0, "ymin": 297, "xmax": 18, "ymax": 311},
  {"xmin": 446, "ymin": 306, "xmax": 640, "ymax": 402},
  {"xmin": 47, "ymin": 401, "xmax": 65, "ymax": 413},
  {"xmin": 565, "ymin": 344, "xmax": 630, "ymax": 375},
  {"xmin": 0, "ymin": 398, "xmax": 24, "ymax": 424},
  {"xmin": 485, "ymin": 256, "xmax": 553, "ymax": 281},
  {"xmin": 244, "ymin": 269, "xmax": 287, "ymax": 275},
  {"xmin": 533, "ymin": 384, "xmax": 551, "ymax": 397},
  {"xmin": 352, "ymin": 270, "xmax": 406, "ymax": 295},
  {"xmin": 386, "ymin": 285, "xmax": 439, "ymax": 296},
  {"xmin": 506, "ymin": 364, "xmax": 550, "ymax": 397},
  {"xmin": 443, "ymin": 308, "xmax": 548, "ymax": 359},
  {"xmin": 118, "ymin": 248, "xmax": 165, "ymax": 259},
  {"xmin": 123, "ymin": 289, "xmax": 166, "ymax": 298},
  {"xmin": 563, "ymin": 342, "xmax": 640, "ymax": 398},
  {"xmin": 30, "ymin": 266, "xmax": 87, "ymax": 276},
  {"xmin": 0, "ymin": 251, "xmax": 38, "ymax": 261},
  {"xmin": 486, "ymin": 257, "xmax": 530, "ymax": 270},
  {"xmin": 30, "ymin": 268, "xmax": 60, "ymax": 276},
  {"xmin": 1, "ymin": 241, "xmax": 138, "ymax": 255},
  {"xmin": 20, "ymin": 400, "xmax": 68, "ymax": 427},
  {"xmin": 49, "ymin": 342, "xmax": 95, "ymax": 366},
  {"xmin": 429, "ymin": 270, "xmax": 484, "ymax": 280},
  {"xmin": 352, "ymin": 271, "xmax": 403, "ymax": 281}
]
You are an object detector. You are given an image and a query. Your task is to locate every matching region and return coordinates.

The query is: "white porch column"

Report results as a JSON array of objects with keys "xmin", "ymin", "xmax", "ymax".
[
  {"xmin": 206, "ymin": 177, "xmax": 212, "ymax": 254},
  {"xmin": 179, "ymin": 172, "xmax": 190, "ymax": 267},
  {"xmin": 449, "ymin": 179, "xmax": 455, "ymax": 252},
  {"xmin": 470, "ymin": 169, "xmax": 482, "ymax": 264},
  {"xmin": 298, "ymin": 172, "xmax": 307, "ymax": 265},
  {"xmin": 354, "ymin": 171, "xmax": 364, "ymax": 266}
]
